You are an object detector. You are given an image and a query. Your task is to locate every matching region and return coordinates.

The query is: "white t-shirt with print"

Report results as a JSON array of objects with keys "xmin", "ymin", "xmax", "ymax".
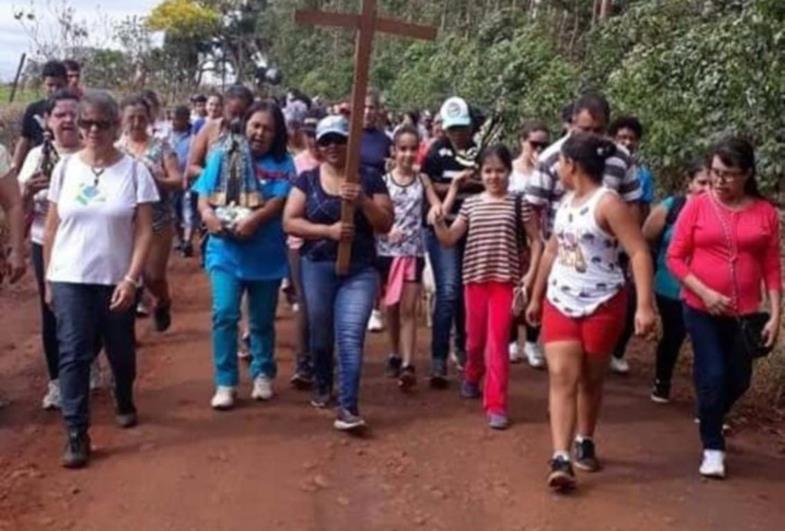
[{"xmin": 47, "ymin": 154, "xmax": 159, "ymax": 285}]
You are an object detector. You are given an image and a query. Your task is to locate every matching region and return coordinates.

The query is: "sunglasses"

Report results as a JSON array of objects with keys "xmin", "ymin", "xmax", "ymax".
[
  {"xmin": 77, "ymin": 119, "xmax": 113, "ymax": 131},
  {"xmin": 528, "ymin": 140, "xmax": 549, "ymax": 151},
  {"xmin": 317, "ymin": 135, "xmax": 348, "ymax": 147}
]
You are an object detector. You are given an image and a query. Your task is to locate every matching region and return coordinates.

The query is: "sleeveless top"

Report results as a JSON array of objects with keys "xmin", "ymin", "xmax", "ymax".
[
  {"xmin": 547, "ymin": 187, "xmax": 625, "ymax": 317},
  {"xmin": 117, "ymin": 135, "xmax": 174, "ymax": 232},
  {"xmin": 376, "ymin": 172, "xmax": 425, "ymax": 257}
]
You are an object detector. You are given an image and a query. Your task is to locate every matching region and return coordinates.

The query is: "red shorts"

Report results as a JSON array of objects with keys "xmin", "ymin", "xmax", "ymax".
[{"xmin": 541, "ymin": 291, "xmax": 628, "ymax": 359}]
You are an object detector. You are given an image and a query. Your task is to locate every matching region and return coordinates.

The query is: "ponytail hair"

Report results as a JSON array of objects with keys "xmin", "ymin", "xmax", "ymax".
[{"xmin": 560, "ymin": 132, "xmax": 616, "ymax": 183}]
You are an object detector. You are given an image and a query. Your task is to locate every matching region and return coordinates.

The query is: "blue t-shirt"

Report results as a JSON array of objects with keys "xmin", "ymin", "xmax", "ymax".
[
  {"xmin": 638, "ymin": 165, "xmax": 655, "ymax": 204},
  {"xmin": 171, "ymin": 128, "xmax": 192, "ymax": 177},
  {"xmin": 193, "ymin": 117, "xmax": 207, "ymax": 136},
  {"xmin": 295, "ymin": 167, "xmax": 388, "ymax": 268},
  {"xmin": 654, "ymin": 196, "xmax": 681, "ymax": 299},
  {"xmin": 193, "ymin": 150, "xmax": 294, "ymax": 281},
  {"xmin": 360, "ymin": 128, "xmax": 392, "ymax": 175}
]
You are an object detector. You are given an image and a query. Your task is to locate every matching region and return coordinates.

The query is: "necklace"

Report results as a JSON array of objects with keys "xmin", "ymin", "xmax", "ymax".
[{"xmin": 90, "ymin": 166, "xmax": 106, "ymax": 187}]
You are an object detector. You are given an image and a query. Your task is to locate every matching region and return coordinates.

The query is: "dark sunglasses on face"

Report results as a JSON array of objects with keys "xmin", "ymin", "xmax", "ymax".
[
  {"xmin": 317, "ymin": 135, "xmax": 348, "ymax": 147},
  {"xmin": 528, "ymin": 140, "xmax": 549, "ymax": 151},
  {"xmin": 77, "ymin": 118, "xmax": 113, "ymax": 131}
]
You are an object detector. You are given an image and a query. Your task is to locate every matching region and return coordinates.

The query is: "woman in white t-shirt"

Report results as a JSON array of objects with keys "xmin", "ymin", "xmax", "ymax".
[
  {"xmin": 18, "ymin": 88, "xmax": 85, "ymax": 410},
  {"xmin": 43, "ymin": 91, "xmax": 159, "ymax": 469},
  {"xmin": 509, "ymin": 121, "xmax": 550, "ymax": 368}
]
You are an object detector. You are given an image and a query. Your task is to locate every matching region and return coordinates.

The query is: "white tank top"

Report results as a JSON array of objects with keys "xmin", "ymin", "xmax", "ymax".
[{"xmin": 547, "ymin": 187, "xmax": 625, "ymax": 317}]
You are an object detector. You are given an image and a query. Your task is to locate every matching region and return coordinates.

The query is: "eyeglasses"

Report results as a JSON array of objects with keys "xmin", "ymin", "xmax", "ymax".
[
  {"xmin": 77, "ymin": 119, "xmax": 113, "ymax": 131},
  {"xmin": 317, "ymin": 135, "xmax": 348, "ymax": 147},
  {"xmin": 528, "ymin": 140, "xmax": 549, "ymax": 151},
  {"xmin": 710, "ymin": 167, "xmax": 746, "ymax": 181}
]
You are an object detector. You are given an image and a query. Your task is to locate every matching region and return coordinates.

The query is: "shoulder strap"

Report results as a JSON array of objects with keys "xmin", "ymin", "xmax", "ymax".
[{"xmin": 514, "ymin": 193, "xmax": 525, "ymax": 252}]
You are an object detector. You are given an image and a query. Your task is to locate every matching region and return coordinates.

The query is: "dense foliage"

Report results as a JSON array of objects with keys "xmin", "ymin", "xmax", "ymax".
[{"xmin": 257, "ymin": 0, "xmax": 785, "ymax": 194}]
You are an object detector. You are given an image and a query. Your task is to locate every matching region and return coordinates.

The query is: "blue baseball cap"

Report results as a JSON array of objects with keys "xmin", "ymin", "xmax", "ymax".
[{"xmin": 316, "ymin": 115, "xmax": 349, "ymax": 141}]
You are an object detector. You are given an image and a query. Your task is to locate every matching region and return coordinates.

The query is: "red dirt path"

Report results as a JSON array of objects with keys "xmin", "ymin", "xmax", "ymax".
[{"xmin": 1, "ymin": 257, "xmax": 784, "ymax": 531}]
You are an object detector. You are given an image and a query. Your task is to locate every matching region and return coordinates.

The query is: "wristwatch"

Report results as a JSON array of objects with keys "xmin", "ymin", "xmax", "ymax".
[{"xmin": 123, "ymin": 275, "xmax": 142, "ymax": 288}]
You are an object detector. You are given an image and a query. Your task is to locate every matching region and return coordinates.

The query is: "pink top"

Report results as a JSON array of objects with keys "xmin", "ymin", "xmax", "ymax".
[
  {"xmin": 667, "ymin": 192, "xmax": 781, "ymax": 315},
  {"xmin": 294, "ymin": 150, "xmax": 319, "ymax": 175}
]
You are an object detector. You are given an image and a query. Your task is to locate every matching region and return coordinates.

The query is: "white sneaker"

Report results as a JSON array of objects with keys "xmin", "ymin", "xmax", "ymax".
[
  {"xmin": 251, "ymin": 376, "xmax": 274, "ymax": 401},
  {"xmin": 210, "ymin": 386, "xmax": 236, "ymax": 410},
  {"xmin": 609, "ymin": 357, "xmax": 630, "ymax": 374},
  {"xmin": 367, "ymin": 309, "xmax": 384, "ymax": 332},
  {"xmin": 699, "ymin": 450, "xmax": 726, "ymax": 479},
  {"xmin": 89, "ymin": 359, "xmax": 103, "ymax": 391},
  {"xmin": 508, "ymin": 342, "xmax": 523, "ymax": 363},
  {"xmin": 524, "ymin": 342, "xmax": 546, "ymax": 369},
  {"xmin": 42, "ymin": 380, "xmax": 61, "ymax": 410}
]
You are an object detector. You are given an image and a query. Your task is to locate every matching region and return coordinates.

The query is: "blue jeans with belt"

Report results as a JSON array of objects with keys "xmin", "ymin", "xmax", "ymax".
[
  {"xmin": 425, "ymin": 228, "xmax": 466, "ymax": 361},
  {"xmin": 683, "ymin": 306, "xmax": 753, "ymax": 450},
  {"xmin": 52, "ymin": 282, "xmax": 136, "ymax": 434},
  {"xmin": 300, "ymin": 258, "xmax": 378, "ymax": 415},
  {"xmin": 209, "ymin": 269, "xmax": 280, "ymax": 386}
]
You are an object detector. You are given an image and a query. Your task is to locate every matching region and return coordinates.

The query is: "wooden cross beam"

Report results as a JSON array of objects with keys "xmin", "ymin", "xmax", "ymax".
[{"xmin": 295, "ymin": 0, "xmax": 437, "ymax": 275}]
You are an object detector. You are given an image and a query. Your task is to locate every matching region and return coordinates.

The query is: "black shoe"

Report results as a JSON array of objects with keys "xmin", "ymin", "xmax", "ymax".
[
  {"xmin": 153, "ymin": 303, "xmax": 172, "ymax": 332},
  {"xmin": 385, "ymin": 355, "xmax": 403, "ymax": 378},
  {"xmin": 573, "ymin": 438, "xmax": 601, "ymax": 472},
  {"xmin": 547, "ymin": 456, "xmax": 576, "ymax": 492},
  {"xmin": 290, "ymin": 368, "xmax": 313, "ymax": 390},
  {"xmin": 62, "ymin": 431, "xmax": 91, "ymax": 469},
  {"xmin": 650, "ymin": 380, "xmax": 671, "ymax": 404},
  {"xmin": 115, "ymin": 409, "xmax": 138, "ymax": 429},
  {"xmin": 181, "ymin": 242, "xmax": 194, "ymax": 258},
  {"xmin": 310, "ymin": 390, "xmax": 333, "ymax": 409},
  {"xmin": 398, "ymin": 365, "xmax": 416, "ymax": 390},
  {"xmin": 429, "ymin": 359, "xmax": 448, "ymax": 389}
]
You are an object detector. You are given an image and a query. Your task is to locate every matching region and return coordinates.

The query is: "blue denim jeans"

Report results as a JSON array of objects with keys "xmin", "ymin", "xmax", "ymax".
[
  {"xmin": 210, "ymin": 270, "xmax": 280, "ymax": 386},
  {"xmin": 52, "ymin": 282, "xmax": 136, "ymax": 434},
  {"xmin": 425, "ymin": 228, "xmax": 466, "ymax": 361},
  {"xmin": 683, "ymin": 306, "xmax": 753, "ymax": 450},
  {"xmin": 300, "ymin": 258, "xmax": 378, "ymax": 414}
]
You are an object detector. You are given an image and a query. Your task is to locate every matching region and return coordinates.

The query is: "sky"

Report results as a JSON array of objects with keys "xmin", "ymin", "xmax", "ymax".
[{"xmin": 0, "ymin": 0, "xmax": 160, "ymax": 81}]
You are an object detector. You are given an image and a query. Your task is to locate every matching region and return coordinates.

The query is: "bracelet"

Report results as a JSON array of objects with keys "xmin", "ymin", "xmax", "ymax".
[{"xmin": 123, "ymin": 275, "xmax": 141, "ymax": 288}]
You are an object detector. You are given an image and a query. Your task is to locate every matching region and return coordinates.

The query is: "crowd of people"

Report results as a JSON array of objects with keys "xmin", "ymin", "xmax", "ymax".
[{"xmin": 0, "ymin": 58, "xmax": 781, "ymax": 494}]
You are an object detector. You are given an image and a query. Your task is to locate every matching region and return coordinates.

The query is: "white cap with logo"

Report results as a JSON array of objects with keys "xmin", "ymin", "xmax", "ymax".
[{"xmin": 439, "ymin": 97, "xmax": 472, "ymax": 129}]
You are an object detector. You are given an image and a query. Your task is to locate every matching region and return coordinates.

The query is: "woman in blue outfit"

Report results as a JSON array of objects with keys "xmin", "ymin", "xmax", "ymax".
[
  {"xmin": 283, "ymin": 116, "xmax": 393, "ymax": 431},
  {"xmin": 193, "ymin": 101, "xmax": 293, "ymax": 410}
]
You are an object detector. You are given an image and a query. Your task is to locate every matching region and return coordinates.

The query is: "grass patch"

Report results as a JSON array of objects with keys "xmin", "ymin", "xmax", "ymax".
[{"xmin": 0, "ymin": 85, "xmax": 40, "ymax": 105}]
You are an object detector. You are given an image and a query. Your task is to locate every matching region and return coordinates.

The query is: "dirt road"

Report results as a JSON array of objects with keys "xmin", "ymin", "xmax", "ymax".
[{"xmin": 1, "ymin": 257, "xmax": 784, "ymax": 531}]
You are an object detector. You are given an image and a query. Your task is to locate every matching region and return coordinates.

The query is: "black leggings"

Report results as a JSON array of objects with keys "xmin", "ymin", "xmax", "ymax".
[
  {"xmin": 510, "ymin": 321, "xmax": 540, "ymax": 344},
  {"xmin": 654, "ymin": 294, "xmax": 687, "ymax": 386},
  {"xmin": 32, "ymin": 243, "xmax": 59, "ymax": 380}
]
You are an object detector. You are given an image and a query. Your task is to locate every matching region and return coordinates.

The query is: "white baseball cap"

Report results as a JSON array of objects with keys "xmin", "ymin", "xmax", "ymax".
[
  {"xmin": 316, "ymin": 115, "xmax": 349, "ymax": 141},
  {"xmin": 440, "ymin": 97, "xmax": 472, "ymax": 129}
]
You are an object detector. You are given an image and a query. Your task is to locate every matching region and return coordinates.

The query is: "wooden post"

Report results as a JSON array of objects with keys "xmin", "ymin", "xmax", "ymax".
[
  {"xmin": 295, "ymin": 0, "xmax": 437, "ymax": 275},
  {"xmin": 8, "ymin": 53, "xmax": 26, "ymax": 103}
]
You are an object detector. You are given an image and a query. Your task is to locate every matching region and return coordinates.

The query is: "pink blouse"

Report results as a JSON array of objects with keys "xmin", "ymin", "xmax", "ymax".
[{"xmin": 666, "ymin": 192, "xmax": 781, "ymax": 315}]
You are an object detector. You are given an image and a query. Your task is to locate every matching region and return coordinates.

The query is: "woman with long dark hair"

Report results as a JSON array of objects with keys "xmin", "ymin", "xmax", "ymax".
[
  {"xmin": 667, "ymin": 137, "xmax": 781, "ymax": 479},
  {"xmin": 194, "ymin": 101, "xmax": 294, "ymax": 410}
]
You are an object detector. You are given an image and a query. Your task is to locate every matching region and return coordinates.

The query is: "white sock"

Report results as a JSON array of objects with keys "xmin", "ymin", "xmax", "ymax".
[
  {"xmin": 575, "ymin": 434, "xmax": 592, "ymax": 444},
  {"xmin": 553, "ymin": 450, "xmax": 570, "ymax": 461}
]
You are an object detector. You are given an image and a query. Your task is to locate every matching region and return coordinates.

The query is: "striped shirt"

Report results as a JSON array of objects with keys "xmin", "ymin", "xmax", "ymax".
[
  {"xmin": 459, "ymin": 193, "xmax": 532, "ymax": 284},
  {"xmin": 524, "ymin": 134, "xmax": 641, "ymax": 237}
]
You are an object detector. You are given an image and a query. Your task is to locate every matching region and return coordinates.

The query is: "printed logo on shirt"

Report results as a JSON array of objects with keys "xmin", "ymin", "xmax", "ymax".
[{"xmin": 75, "ymin": 183, "xmax": 107, "ymax": 206}]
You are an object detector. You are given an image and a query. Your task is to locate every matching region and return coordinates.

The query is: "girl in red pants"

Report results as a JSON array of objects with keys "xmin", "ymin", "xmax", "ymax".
[{"xmin": 433, "ymin": 145, "xmax": 542, "ymax": 429}]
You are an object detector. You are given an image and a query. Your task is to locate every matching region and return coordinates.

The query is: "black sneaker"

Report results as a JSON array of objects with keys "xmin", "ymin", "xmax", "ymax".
[
  {"xmin": 153, "ymin": 303, "xmax": 172, "ymax": 332},
  {"xmin": 115, "ymin": 408, "xmax": 138, "ymax": 429},
  {"xmin": 385, "ymin": 355, "xmax": 403, "ymax": 378},
  {"xmin": 547, "ymin": 456, "xmax": 576, "ymax": 492},
  {"xmin": 334, "ymin": 408, "xmax": 366, "ymax": 432},
  {"xmin": 650, "ymin": 380, "xmax": 671, "ymax": 404},
  {"xmin": 310, "ymin": 390, "xmax": 333, "ymax": 409},
  {"xmin": 573, "ymin": 438, "xmax": 601, "ymax": 472},
  {"xmin": 62, "ymin": 431, "xmax": 91, "ymax": 469},
  {"xmin": 181, "ymin": 242, "xmax": 194, "ymax": 258},
  {"xmin": 429, "ymin": 358, "xmax": 448, "ymax": 389},
  {"xmin": 290, "ymin": 369, "xmax": 313, "ymax": 390},
  {"xmin": 398, "ymin": 365, "xmax": 416, "ymax": 390}
]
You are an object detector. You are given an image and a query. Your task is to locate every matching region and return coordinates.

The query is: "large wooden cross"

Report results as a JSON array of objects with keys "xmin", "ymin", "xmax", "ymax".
[{"xmin": 295, "ymin": 0, "xmax": 437, "ymax": 274}]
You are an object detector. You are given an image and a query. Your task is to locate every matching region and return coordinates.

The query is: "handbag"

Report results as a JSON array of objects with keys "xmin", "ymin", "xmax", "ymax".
[{"xmin": 709, "ymin": 195, "xmax": 772, "ymax": 359}]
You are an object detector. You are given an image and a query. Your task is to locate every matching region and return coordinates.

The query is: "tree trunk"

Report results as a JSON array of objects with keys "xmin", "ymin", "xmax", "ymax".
[{"xmin": 599, "ymin": 0, "xmax": 612, "ymax": 21}]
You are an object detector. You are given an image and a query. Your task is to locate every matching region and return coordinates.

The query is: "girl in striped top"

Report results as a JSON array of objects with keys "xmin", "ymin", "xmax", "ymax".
[{"xmin": 433, "ymin": 145, "xmax": 542, "ymax": 429}]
